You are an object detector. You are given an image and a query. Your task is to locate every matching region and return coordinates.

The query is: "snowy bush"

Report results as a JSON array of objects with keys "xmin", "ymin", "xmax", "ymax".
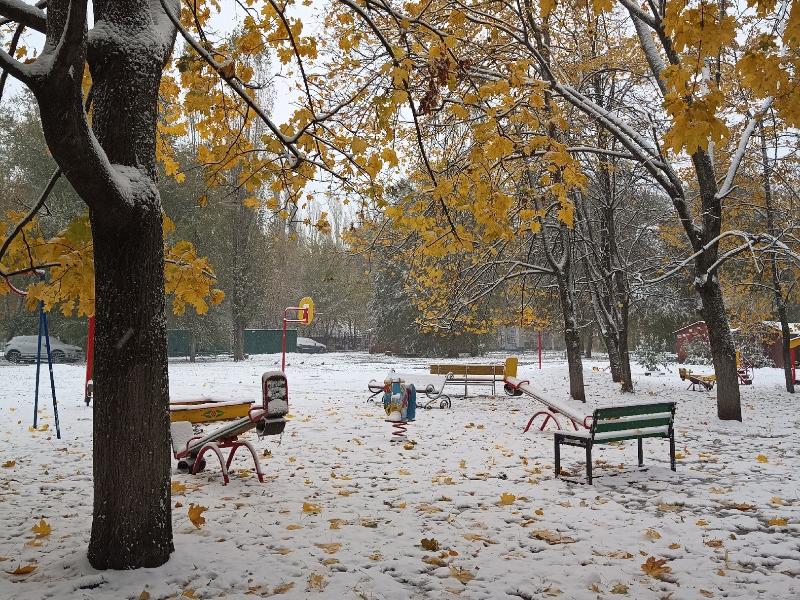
[
  {"xmin": 636, "ymin": 335, "xmax": 670, "ymax": 371},
  {"xmin": 683, "ymin": 336, "xmax": 712, "ymax": 365}
]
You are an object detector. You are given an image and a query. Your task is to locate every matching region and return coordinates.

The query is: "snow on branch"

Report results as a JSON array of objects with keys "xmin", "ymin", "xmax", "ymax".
[
  {"xmin": 716, "ymin": 97, "xmax": 775, "ymax": 201},
  {"xmin": 0, "ymin": 0, "xmax": 47, "ymax": 33}
]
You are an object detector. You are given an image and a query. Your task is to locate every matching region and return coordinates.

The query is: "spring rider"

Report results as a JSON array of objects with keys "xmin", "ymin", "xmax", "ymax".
[{"xmin": 382, "ymin": 373, "xmax": 416, "ymax": 442}]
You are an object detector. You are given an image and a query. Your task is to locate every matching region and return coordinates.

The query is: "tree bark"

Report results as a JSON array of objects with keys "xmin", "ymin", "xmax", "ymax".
[
  {"xmin": 697, "ymin": 279, "xmax": 742, "ymax": 420},
  {"xmin": 584, "ymin": 326, "xmax": 592, "ymax": 358},
  {"xmin": 88, "ymin": 207, "xmax": 173, "ymax": 569},
  {"xmin": 19, "ymin": 0, "xmax": 180, "ymax": 569},
  {"xmin": 760, "ymin": 123, "xmax": 795, "ymax": 393},
  {"xmin": 603, "ymin": 332, "xmax": 622, "ymax": 383},
  {"xmin": 232, "ymin": 319, "xmax": 246, "ymax": 361},
  {"xmin": 557, "ymin": 279, "xmax": 586, "ymax": 401}
]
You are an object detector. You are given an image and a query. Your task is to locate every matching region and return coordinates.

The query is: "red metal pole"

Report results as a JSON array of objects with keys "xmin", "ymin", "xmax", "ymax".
[
  {"xmin": 85, "ymin": 315, "xmax": 95, "ymax": 398},
  {"xmin": 538, "ymin": 331, "xmax": 542, "ymax": 369}
]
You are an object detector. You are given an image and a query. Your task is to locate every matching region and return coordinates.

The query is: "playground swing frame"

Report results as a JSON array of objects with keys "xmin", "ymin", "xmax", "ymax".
[
  {"xmin": 5, "ymin": 274, "xmax": 61, "ymax": 439},
  {"xmin": 281, "ymin": 296, "xmax": 314, "ymax": 371}
]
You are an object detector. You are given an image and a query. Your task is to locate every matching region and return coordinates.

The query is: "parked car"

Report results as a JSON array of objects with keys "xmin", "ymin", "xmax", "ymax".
[
  {"xmin": 296, "ymin": 337, "xmax": 326, "ymax": 354},
  {"xmin": 4, "ymin": 335, "xmax": 83, "ymax": 363}
]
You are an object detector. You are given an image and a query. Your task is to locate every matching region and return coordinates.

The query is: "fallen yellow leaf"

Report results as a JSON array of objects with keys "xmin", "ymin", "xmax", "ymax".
[
  {"xmin": 644, "ymin": 528, "xmax": 661, "ymax": 540},
  {"xmin": 6, "ymin": 564, "xmax": 37, "ymax": 575},
  {"xmin": 421, "ymin": 537, "xmax": 439, "ymax": 551},
  {"xmin": 188, "ymin": 504, "xmax": 207, "ymax": 529},
  {"xmin": 767, "ymin": 517, "xmax": 788, "ymax": 526},
  {"xmin": 610, "ymin": 582, "xmax": 628, "ymax": 594},
  {"xmin": 705, "ymin": 539, "xmax": 723, "ymax": 548},
  {"xmin": 531, "ymin": 529, "xmax": 576, "ymax": 544},
  {"xmin": 756, "ymin": 454, "xmax": 768, "ymax": 463},
  {"xmin": 272, "ymin": 582, "xmax": 294, "ymax": 594},
  {"xmin": 499, "ymin": 493, "xmax": 516, "ymax": 506},
  {"xmin": 641, "ymin": 556, "xmax": 672, "ymax": 580},
  {"xmin": 449, "ymin": 566, "xmax": 474, "ymax": 584},
  {"xmin": 302, "ymin": 502, "xmax": 322, "ymax": 515},
  {"xmin": 696, "ymin": 519, "xmax": 709, "ymax": 526},
  {"xmin": 307, "ymin": 572, "xmax": 327, "ymax": 591},
  {"xmin": 315, "ymin": 543, "xmax": 341, "ymax": 554},
  {"xmin": 31, "ymin": 518, "xmax": 51, "ymax": 539},
  {"xmin": 2, "ymin": 460, "xmax": 15, "ymax": 468},
  {"xmin": 286, "ymin": 524, "xmax": 303, "ymax": 530},
  {"xmin": 171, "ymin": 481, "xmax": 187, "ymax": 495}
]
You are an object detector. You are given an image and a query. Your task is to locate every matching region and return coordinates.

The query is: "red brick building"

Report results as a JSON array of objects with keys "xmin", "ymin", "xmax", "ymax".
[{"xmin": 673, "ymin": 321, "xmax": 708, "ymax": 363}]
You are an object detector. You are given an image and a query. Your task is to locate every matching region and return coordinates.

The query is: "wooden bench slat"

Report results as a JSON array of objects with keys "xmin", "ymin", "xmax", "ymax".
[
  {"xmin": 594, "ymin": 403, "xmax": 675, "ymax": 418},
  {"xmin": 593, "ymin": 429, "xmax": 671, "ymax": 444},
  {"xmin": 594, "ymin": 417, "xmax": 673, "ymax": 434}
]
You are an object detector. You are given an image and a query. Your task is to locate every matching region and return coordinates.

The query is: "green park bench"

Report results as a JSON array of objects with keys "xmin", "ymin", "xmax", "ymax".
[{"xmin": 554, "ymin": 401, "xmax": 677, "ymax": 484}]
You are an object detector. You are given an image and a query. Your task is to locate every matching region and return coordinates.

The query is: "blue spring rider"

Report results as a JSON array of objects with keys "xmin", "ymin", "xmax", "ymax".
[{"xmin": 382, "ymin": 373, "xmax": 416, "ymax": 442}]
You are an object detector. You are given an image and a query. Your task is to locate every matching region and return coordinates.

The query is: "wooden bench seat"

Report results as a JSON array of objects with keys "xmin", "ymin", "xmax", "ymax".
[
  {"xmin": 429, "ymin": 357, "xmax": 517, "ymax": 396},
  {"xmin": 554, "ymin": 402, "xmax": 676, "ymax": 484}
]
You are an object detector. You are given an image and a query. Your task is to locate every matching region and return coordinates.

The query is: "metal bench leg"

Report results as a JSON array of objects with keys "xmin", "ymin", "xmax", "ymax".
[
  {"xmin": 585, "ymin": 443, "xmax": 592, "ymax": 484},
  {"xmin": 554, "ymin": 435, "xmax": 561, "ymax": 478},
  {"xmin": 637, "ymin": 437, "xmax": 644, "ymax": 467},
  {"xmin": 669, "ymin": 432, "xmax": 676, "ymax": 471}
]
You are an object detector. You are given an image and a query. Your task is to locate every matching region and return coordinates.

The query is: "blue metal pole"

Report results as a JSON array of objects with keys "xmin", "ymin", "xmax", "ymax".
[
  {"xmin": 33, "ymin": 302, "xmax": 44, "ymax": 429},
  {"xmin": 41, "ymin": 310, "xmax": 61, "ymax": 439}
]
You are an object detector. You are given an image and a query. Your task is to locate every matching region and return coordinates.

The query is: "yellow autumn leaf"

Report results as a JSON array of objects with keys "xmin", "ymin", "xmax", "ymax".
[
  {"xmin": 31, "ymin": 518, "xmax": 51, "ymax": 539},
  {"xmin": 641, "ymin": 556, "xmax": 672, "ymax": 580},
  {"xmin": 610, "ymin": 582, "xmax": 629, "ymax": 594},
  {"xmin": 6, "ymin": 564, "xmax": 37, "ymax": 575},
  {"xmin": 756, "ymin": 454, "xmax": 769, "ymax": 463},
  {"xmin": 315, "ymin": 543, "xmax": 341, "ymax": 554},
  {"xmin": 302, "ymin": 502, "xmax": 322, "ymax": 515},
  {"xmin": 449, "ymin": 566, "xmax": 474, "ymax": 584},
  {"xmin": 272, "ymin": 581, "xmax": 294, "ymax": 594},
  {"xmin": 421, "ymin": 537, "xmax": 439, "ymax": 551},
  {"xmin": 188, "ymin": 503, "xmax": 207, "ymax": 529},
  {"xmin": 644, "ymin": 528, "xmax": 662, "ymax": 540},
  {"xmin": 495, "ymin": 493, "xmax": 515, "ymax": 506},
  {"xmin": 286, "ymin": 524, "xmax": 303, "ymax": 530},
  {"xmin": 2, "ymin": 460, "xmax": 15, "ymax": 468},
  {"xmin": 171, "ymin": 481, "xmax": 187, "ymax": 494},
  {"xmin": 767, "ymin": 517, "xmax": 788, "ymax": 526},
  {"xmin": 307, "ymin": 571, "xmax": 327, "ymax": 591},
  {"xmin": 138, "ymin": 591, "xmax": 150, "ymax": 600}
]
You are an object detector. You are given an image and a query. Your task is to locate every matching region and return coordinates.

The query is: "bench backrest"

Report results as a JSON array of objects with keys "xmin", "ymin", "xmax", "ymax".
[
  {"xmin": 429, "ymin": 357, "xmax": 518, "ymax": 377},
  {"xmin": 590, "ymin": 402, "xmax": 675, "ymax": 443}
]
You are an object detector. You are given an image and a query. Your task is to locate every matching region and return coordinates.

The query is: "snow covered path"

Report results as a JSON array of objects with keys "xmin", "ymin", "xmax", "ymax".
[{"xmin": 1, "ymin": 353, "xmax": 798, "ymax": 599}]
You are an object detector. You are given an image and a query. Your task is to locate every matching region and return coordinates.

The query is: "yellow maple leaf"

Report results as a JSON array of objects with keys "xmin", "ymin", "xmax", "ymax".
[
  {"xmin": 188, "ymin": 504, "xmax": 207, "ymax": 529},
  {"xmin": 171, "ymin": 481, "xmax": 187, "ymax": 495},
  {"xmin": 641, "ymin": 556, "xmax": 672, "ymax": 580},
  {"xmin": 499, "ymin": 493, "xmax": 516, "ymax": 506},
  {"xmin": 31, "ymin": 518, "xmax": 51, "ymax": 539},
  {"xmin": 767, "ymin": 517, "xmax": 788, "ymax": 526}
]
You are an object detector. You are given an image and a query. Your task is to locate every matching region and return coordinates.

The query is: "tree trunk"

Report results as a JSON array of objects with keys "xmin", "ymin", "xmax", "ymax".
[
  {"xmin": 557, "ymin": 281, "xmax": 585, "ymax": 401},
  {"xmin": 232, "ymin": 320, "xmax": 246, "ymax": 361},
  {"xmin": 88, "ymin": 209, "xmax": 173, "ymax": 569},
  {"xmin": 697, "ymin": 279, "xmax": 742, "ymax": 420},
  {"xmin": 603, "ymin": 332, "xmax": 622, "ymax": 383},
  {"xmin": 189, "ymin": 329, "xmax": 197, "ymax": 363},
  {"xmin": 584, "ymin": 326, "xmax": 592, "ymax": 358},
  {"xmin": 617, "ymin": 323, "xmax": 634, "ymax": 393},
  {"xmin": 760, "ymin": 123, "xmax": 795, "ymax": 393}
]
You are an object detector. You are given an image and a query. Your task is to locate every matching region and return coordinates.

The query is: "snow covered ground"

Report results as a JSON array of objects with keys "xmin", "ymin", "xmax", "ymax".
[{"xmin": 1, "ymin": 352, "xmax": 798, "ymax": 599}]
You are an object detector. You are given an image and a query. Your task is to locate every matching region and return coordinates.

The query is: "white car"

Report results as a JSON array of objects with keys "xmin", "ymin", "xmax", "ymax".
[
  {"xmin": 296, "ymin": 337, "xmax": 326, "ymax": 354},
  {"xmin": 4, "ymin": 335, "xmax": 83, "ymax": 363}
]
